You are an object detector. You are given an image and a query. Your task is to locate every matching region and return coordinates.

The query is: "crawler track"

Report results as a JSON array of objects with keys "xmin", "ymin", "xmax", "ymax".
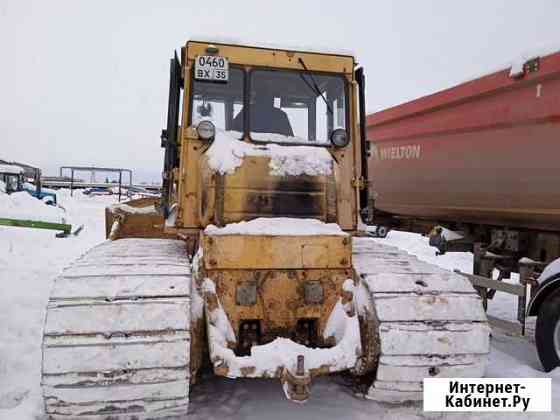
[
  {"xmin": 40, "ymin": 235, "xmax": 490, "ymax": 416},
  {"xmin": 353, "ymin": 238, "xmax": 490, "ymax": 402},
  {"xmin": 41, "ymin": 239, "xmax": 192, "ymax": 419}
]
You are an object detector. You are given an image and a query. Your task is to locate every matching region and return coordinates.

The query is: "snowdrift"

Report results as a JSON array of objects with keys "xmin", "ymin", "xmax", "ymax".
[{"xmin": 0, "ymin": 191, "xmax": 66, "ymax": 224}]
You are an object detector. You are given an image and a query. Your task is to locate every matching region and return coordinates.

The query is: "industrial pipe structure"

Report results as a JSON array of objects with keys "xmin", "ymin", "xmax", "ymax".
[{"xmin": 59, "ymin": 166, "xmax": 133, "ymax": 201}]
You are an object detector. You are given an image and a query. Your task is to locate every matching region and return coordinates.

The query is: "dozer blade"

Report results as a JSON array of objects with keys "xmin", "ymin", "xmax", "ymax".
[
  {"xmin": 41, "ymin": 238, "xmax": 192, "ymax": 419},
  {"xmin": 353, "ymin": 238, "xmax": 490, "ymax": 402},
  {"xmin": 105, "ymin": 197, "xmax": 173, "ymax": 241}
]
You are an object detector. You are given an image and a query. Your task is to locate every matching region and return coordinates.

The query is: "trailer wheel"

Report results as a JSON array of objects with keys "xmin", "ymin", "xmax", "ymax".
[
  {"xmin": 375, "ymin": 225, "xmax": 390, "ymax": 238},
  {"xmin": 535, "ymin": 288, "xmax": 560, "ymax": 372}
]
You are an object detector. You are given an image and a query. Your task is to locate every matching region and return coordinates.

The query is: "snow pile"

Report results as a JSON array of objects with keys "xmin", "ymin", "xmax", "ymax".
[
  {"xmin": 205, "ymin": 129, "xmax": 333, "ymax": 177},
  {"xmin": 205, "ymin": 217, "xmax": 348, "ymax": 236},
  {"xmin": 267, "ymin": 146, "xmax": 332, "ymax": 176},
  {"xmin": 202, "ymin": 272, "xmax": 360, "ymax": 379},
  {"xmin": 109, "ymin": 202, "xmax": 156, "ymax": 215},
  {"xmin": 253, "ymin": 320, "xmax": 360, "ymax": 370},
  {"xmin": 209, "ymin": 330, "xmax": 361, "ymax": 379},
  {"xmin": 207, "ymin": 299, "xmax": 360, "ymax": 378},
  {"xmin": 354, "ymin": 279, "xmax": 373, "ymax": 315},
  {"xmin": 0, "ymin": 180, "xmax": 6, "ymax": 193},
  {"xmin": 323, "ymin": 300, "xmax": 350, "ymax": 342},
  {"xmin": 0, "ymin": 191, "xmax": 118, "ymax": 418},
  {"xmin": 0, "ymin": 191, "xmax": 66, "ymax": 224},
  {"xmin": 203, "ymin": 129, "xmax": 244, "ymax": 174},
  {"xmin": 203, "ymin": 279, "xmax": 236, "ymax": 344},
  {"xmin": 190, "ymin": 249, "xmax": 205, "ymax": 321},
  {"xmin": 340, "ymin": 279, "xmax": 356, "ymax": 313},
  {"xmin": 0, "ymin": 164, "xmax": 24, "ymax": 174}
]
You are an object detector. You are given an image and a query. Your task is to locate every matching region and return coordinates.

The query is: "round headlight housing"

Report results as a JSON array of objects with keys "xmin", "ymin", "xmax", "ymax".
[
  {"xmin": 330, "ymin": 128, "xmax": 349, "ymax": 147},
  {"xmin": 197, "ymin": 120, "xmax": 216, "ymax": 140}
]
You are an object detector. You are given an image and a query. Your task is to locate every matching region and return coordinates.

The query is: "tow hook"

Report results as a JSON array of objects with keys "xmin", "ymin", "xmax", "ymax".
[{"xmin": 280, "ymin": 355, "xmax": 311, "ymax": 403}]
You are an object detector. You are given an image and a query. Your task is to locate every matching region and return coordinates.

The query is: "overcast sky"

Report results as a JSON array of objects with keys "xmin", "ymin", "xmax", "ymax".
[{"xmin": 2, "ymin": 0, "xmax": 559, "ymax": 181}]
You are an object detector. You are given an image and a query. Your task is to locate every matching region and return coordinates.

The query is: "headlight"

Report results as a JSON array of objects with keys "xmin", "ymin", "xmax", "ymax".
[
  {"xmin": 197, "ymin": 121, "xmax": 216, "ymax": 140},
  {"xmin": 330, "ymin": 129, "xmax": 349, "ymax": 147}
]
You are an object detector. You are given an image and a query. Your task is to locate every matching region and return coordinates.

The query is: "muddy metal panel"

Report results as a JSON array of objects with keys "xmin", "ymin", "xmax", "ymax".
[
  {"xmin": 367, "ymin": 50, "xmax": 560, "ymax": 232},
  {"xmin": 206, "ymin": 269, "xmax": 350, "ymax": 348},
  {"xmin": 202, "ymin": 234, "xmax": 351, "ymax": 270},
  {"xmin": 199, "ymin": 155, "xmax": 336, "ymax": 225}
]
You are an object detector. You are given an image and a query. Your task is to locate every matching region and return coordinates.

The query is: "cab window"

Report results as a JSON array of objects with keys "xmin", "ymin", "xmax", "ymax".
[
  {"xmin": 244, "ymin": 69, "xmax": 347, "ymax": 144},
  {"xmin": 190, "ymin": 67, "xmax": 245, "ymax": 136}
]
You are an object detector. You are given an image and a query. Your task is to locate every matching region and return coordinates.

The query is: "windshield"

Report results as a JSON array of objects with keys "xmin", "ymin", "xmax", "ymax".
[
  {"xmin": 247, "ymin": 69, "xmax": 346, "ymax": 145},
  {"xmin": 190, "ymin": 67, "xmax": 244, "ymax": 136},
  {"xmin": 189, "ymin": 65, "xmax": 347, "ymax": 145}
]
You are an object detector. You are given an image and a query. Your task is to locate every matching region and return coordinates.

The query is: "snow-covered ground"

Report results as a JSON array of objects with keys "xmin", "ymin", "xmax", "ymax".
[
  {"xmin": 0, "ymin": 193, "xmax": 558, "ymax": 419},
  {"xmin": 0, "ymin": 191, "xmax": 66, "ymax": 224},
  {"xmin": 0, "ymin": 191, "xmax": 115, "ymax": 418},
  {"xmin": 375, "ymin": 230, "xmax": 525, "ymax": 325}
]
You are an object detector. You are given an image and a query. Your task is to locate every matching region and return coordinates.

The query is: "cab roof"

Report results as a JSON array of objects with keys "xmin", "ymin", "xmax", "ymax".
[{"xmin": 185, "ymin": 40, "xmax": 355, "ymax": 75}]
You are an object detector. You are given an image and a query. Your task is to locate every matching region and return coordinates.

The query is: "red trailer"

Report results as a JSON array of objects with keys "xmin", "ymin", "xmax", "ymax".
[{"xmin": 366, "ymin": 49, "xmax": 560, "ymax": 372}]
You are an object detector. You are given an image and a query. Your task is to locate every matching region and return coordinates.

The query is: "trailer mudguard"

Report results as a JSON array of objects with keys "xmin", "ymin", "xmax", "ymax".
[{"xmin": 527, "ymin": 258, "xmax": 560, "ymax": 316}]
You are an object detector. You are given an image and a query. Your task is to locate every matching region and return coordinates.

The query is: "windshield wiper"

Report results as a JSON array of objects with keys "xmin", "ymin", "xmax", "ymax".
[{"xmin": 298, "ymin": 57, "xmax": 333, "ymax": 115}]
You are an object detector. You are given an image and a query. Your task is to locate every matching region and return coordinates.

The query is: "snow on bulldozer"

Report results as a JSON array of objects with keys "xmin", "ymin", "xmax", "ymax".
[{"xmin": 41, "ymin": 40, "xmax": 490, "ymax": 418}]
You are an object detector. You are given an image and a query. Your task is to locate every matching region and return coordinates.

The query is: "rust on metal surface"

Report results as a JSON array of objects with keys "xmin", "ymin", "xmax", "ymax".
[
  {"xmin": 205, "ymin": 268, "xmax": 349, "ymax": 346},
  {"xmin": 280, "ymin": 362, "xmax": 312, "ymax": 402},
  {"xmin": 202, "ymin": 234, "xmax": 352, "ymax": 270}
]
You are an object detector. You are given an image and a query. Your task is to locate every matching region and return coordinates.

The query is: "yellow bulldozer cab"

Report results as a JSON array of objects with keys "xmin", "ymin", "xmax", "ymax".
[
  {"xmin": 106, "ymin": 40, "xmax": 368, "ymax": 249},
  {"xmin": 165, "ymin": 41, "xmax": 364, "ymax": 239}
]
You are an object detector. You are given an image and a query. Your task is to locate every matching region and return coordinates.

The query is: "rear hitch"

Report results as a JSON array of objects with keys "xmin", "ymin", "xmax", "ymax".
[{"xmin": 280, "ymin": 355, "xmax": 311, "ymax": 403}]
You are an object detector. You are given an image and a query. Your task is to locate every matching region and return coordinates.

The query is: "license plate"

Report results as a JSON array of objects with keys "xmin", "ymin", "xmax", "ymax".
[{"xmin": 195, "ymin": 55, "xmax": 229, "ymax": 82}]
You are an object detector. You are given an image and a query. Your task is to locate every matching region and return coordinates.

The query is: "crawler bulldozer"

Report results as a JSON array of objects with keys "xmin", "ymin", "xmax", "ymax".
[{"xmin": 41, "ymin": 40, "xmax": 490, "ymax": 418}]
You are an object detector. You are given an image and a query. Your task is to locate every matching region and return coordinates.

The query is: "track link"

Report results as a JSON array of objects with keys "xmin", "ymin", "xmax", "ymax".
[
  {"xmin": 353, "ymin": 238, "xmax": 490, "ymax": 402},
  {"xmin": 41, "ymin": 238, "xmax": 192, "ymax": 419}
]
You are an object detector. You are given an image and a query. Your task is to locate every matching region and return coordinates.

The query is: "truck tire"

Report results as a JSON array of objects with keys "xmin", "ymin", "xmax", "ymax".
[
  {"xmin": 535, "ymin": 288, "xmax": 560, "ymax": 372},
  {"xmin": 375, "ymin": 225, "xmax": 390, "ymax": 238}
]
